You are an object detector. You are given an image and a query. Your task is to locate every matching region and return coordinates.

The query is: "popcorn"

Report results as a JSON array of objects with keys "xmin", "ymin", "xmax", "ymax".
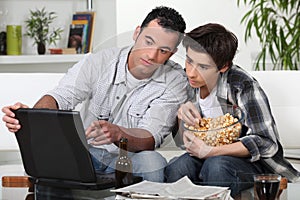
[{"xmin": 184, "ymin": 113, "xmax": 242, "ymax": 146}]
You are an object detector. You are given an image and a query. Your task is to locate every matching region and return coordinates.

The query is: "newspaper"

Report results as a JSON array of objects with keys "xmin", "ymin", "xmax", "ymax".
[{"xmin": 111, "ymin": 176, "xmax": 233, "ymax": 200}]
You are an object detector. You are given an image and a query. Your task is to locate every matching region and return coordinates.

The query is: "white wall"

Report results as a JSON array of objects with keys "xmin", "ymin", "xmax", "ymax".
[
  {"xmin": 115, "ymin": 0, "xmax": 260, "ymax": 71},
  {"xmin": 0, "ymin": 0, "xmax": 261, "ymax": 70},
  {"xmin": 0, "ymin": 73, "xmax": 64, "ymax": 149},
  {"xmin": 0, "ymin": 0, "xmax": 84, "ymax": 54},
  {"xmin": 0, "ymin": 0, "xmax": 116, "ymax": 150},
  {"xmin": 0, "ymin": 0, "xmax": 270, "ymax": 150}
]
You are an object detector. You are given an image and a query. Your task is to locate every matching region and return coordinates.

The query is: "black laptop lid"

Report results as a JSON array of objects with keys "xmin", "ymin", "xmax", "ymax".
[{"xmin": 14, "ymin": 108, "xmax": 97, "ymax": 183}]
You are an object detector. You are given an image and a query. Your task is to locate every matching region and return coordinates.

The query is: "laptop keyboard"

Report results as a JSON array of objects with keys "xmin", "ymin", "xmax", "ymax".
[{"xmin": 95, "ymin": 173, "xmax": 116, "ymax": 189}]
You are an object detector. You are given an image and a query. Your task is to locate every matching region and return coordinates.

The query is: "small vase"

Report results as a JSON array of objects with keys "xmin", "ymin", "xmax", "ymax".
[{"xmin": 37, "ymin": 42, "xmax": 46, "ymax": 55}]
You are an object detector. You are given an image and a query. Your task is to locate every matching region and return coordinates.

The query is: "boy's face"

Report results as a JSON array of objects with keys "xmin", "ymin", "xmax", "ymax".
[
  {"xmin": 185, "ymin": 47, "xmax": 221, "ymax": 91},
  {"xmin": 128, "ymin": 20, "xmax": 179, "ymax": 79}
]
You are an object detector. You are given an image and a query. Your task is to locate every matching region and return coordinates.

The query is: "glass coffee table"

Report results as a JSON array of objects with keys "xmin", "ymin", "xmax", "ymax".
[
  {"xmin": 2, "ymin": 178, "xmax": 300, "ymax": 200},
  {"xmin": 1, "ymin": 177, "xmax": 116, "ymax": 200},
  {"xmin": 0, "ymin": 164, "xmax": 116, "ymax": 200},
  {"xmin": 1, "ymin": 164, "xmax": 300, "ymax": 199}
]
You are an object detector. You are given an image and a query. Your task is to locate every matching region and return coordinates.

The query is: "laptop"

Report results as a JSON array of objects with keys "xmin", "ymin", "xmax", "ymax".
[{"xmin": 13, "ymin": 108, "xmax": 116, "ymax": 190}]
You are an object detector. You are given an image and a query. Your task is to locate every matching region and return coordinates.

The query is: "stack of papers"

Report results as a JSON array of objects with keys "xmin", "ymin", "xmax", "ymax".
[{"xmin": 111, "ymin": 176, "xmax": 233, "ymax": 200}]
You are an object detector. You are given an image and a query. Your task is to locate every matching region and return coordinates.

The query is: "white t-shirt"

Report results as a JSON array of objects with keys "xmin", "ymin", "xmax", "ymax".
[
  {"xmin": 125, "ymin": 64, "xmax": 148, "ymax": 91},
  {"xmin": 197, "ymin": 86, "xmax": 223, "ymax": 118}
]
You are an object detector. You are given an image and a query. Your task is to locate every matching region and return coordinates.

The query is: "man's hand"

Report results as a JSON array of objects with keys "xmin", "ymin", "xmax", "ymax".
[
  {"xmin": 183, "ymin": 130, "xmax": 213, "ymax": 159},
  {"xmin": 85, "ymin": 120, "xmax": 122, "ymax": 146},
  {"xmin": 2, "ymin": 102, "xmax": 29, "ymax": 133},
  {"xmin": 86, "ymin": 120, "xmax": 155, "ymax": 152},
  {"xmin": 177, "ymin": 101, "xmax": 201, "ymax": 126}
]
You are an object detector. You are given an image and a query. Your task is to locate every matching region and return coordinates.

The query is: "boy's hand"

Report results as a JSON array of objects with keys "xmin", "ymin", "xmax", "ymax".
[
  {"xmin": 178, "ymin": 101, "xmax": 201, "ymax": 126},
  {"xmin": 183, "ymin": 130, "xmax": 213, "ymax": 159}
]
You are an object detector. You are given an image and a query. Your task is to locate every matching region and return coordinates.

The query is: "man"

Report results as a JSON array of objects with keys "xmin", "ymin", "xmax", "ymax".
[
  {"xmin": 2, "ymin": 6, "xmax": 189, "ymax": 182},
  {"xmin": 164, "ymin": 23, "xmax": 300, "ymax": 198}
]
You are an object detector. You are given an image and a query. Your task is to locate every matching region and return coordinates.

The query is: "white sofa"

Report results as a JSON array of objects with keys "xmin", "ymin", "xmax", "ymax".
[{"xmin": 0, "ymin": 72, "xmax": 300, "ymax": 172}]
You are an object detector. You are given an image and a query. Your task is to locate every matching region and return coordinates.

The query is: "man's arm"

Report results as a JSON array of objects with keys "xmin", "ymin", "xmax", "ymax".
[
  {"xmin": 2, "ymin": 95, "xmax": 58, "ymax": 132},
  {"xmin": 119, "ymin": 127, "xmax": 154, "ymax": 152},
  {"xmin": 33, "ymin": 95, "xmax": 58, "ymax": 109},
  {"xmin": 38, "ymin": 95, "xmax": 154, "ymax": 152},
  {"xmin": 86, "ymin": 120, "xmax": 154, "ymax": 152}
]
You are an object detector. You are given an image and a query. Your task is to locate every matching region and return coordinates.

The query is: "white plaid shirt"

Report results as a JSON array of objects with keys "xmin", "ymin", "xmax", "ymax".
[{"xmin": 47, "ymin": 46, "xmax": 190, "ymax": 152}]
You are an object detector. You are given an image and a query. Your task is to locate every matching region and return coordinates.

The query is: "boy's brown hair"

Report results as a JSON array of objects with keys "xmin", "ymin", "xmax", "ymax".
[{"xmin": 183, "ymin": 23, "xmax": 238, "ymax": 70}]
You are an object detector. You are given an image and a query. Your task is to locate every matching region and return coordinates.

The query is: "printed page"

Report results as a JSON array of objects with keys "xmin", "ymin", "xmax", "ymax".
[{"xmin": 111, "ymin": 176, "xmax": 232, "ymax": 199}]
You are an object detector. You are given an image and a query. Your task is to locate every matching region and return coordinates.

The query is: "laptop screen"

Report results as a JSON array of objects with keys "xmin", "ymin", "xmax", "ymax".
[{"xmin": 14, "ymin": 108, "xmax": 97, "ymax": 183}]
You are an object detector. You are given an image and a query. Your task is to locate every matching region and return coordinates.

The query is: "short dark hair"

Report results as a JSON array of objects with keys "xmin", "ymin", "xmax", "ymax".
[
  {"xmin": 183, "ymin": 23, "xmax": 238, "ymax": 69},
  {"xmin": 141, "ymin": 6, "xmax": 186, "ymax": 46}
]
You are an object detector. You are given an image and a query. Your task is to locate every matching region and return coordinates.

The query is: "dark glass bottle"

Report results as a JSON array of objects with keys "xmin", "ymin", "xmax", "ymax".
[
  {"xmin": 0, "ymin": 31, "xmax": 6, "ymax": 55},
  {"xmin": 115, "ymin": 137, "xmax": 133, "ymax": 188}
]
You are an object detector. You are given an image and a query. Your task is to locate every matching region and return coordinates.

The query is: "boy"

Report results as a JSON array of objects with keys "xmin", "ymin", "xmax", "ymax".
[{"xmin": 165, "ymin": 23, "xmax": 299, "ymax": 198}]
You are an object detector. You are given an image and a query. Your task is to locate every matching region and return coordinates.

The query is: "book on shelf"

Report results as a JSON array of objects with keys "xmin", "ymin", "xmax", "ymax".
[
  {"xmin": 67, "ymin": 24, "xmax": 85, "ymax": 54},
  {"xmin": 72, "ymin": 19, "xmax": 89, "ymax": 54},
  {"xmin": 71, "ymin": 11, "xmax": 96, "ymax": 53}
]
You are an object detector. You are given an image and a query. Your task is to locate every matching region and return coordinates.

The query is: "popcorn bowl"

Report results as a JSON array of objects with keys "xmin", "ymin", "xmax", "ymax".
[{"xmin": 183, "ymin": 105, "xmax": 244, "ymax": 146}]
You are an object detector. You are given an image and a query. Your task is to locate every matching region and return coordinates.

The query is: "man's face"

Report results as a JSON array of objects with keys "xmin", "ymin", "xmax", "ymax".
[
  {"xmin": 185, "ymin": 47, "xmax": 221, "ymax": 91},
  {"xmin": 128, "ymin": 20, "xmax": 179, "ymax": 79}
]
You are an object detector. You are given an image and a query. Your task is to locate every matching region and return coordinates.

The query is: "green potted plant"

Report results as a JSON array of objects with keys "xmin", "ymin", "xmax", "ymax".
[
  {"xmin": 25, "ymin": 7, "xmax": 63, "ymax": 55},
  {"xmin": 237, "ymin": 0, "xmax": 299, "ymax": 70}
]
